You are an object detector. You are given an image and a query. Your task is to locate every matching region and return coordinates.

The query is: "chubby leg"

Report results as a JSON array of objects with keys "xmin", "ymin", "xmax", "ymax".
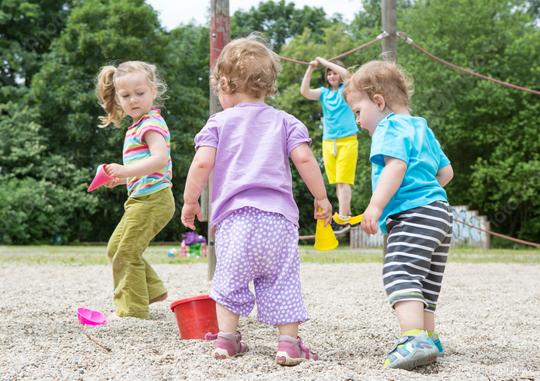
[
  {"xmin": 277, "ymin": 322, "xmax": 299, "ymax": 337},
  {"xmin": 210, "ymin": 209, "xmax": 259, "ymax": 359},
  {"xmin": 216, "ymin": 303, "xmax": 240, "ymax": 333},
  {"xmin": 212, "ymin": 303, "xmax": 248, "ymax": 359},
  {"xmin": 395, "ymin": 300, "xmax": 425, "ymax": 332},
  {"xmin": 382, "ymin": 202, "xmax": 452, "ymax": 369},
  {"xmin": 424, "ymin": 310, "xmax": 435, "ymax": 333}
]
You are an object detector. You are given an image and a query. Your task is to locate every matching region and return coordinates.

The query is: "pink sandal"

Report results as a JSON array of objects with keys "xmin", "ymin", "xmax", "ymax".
[
  {"xmin": 209, "ymin": 332, "xmax": 249, "ymax": 360},
  {"xmin": 275, "ymin": 336, "xmax": 319, "ymax": 366}
]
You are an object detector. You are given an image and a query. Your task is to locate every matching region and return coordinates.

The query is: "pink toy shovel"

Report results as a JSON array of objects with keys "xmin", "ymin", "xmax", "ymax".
[
  {"xmin": 87, "ymin": 164, "xmax": 113, "ymax": 192},
  {"xmin": 77, "ymin": 307, "xmax": 107, "ymax": 326}
]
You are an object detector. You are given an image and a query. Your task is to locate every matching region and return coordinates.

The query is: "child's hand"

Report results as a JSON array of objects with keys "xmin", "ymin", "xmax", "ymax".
[
  {"xmin": 361, "ymin": 203, "xmax": 383, "ymax": 235},
  {"xmin": 309, "ymin": 60, "xmax": 319, "ymax": 69},
  {"xmin": 104, "ymin": 177, "xmax": 124, "ymax": 188},
  {"xmin": 106, "ymin": 163, "xmax": 129, "ymax": 179},
  {"xmin": 314, "ymin": 198, "xmax": 332, "ymax": 226},
  {"xmin": 181, "ymin": 202, "xmax": 202, "ymax": 230}
]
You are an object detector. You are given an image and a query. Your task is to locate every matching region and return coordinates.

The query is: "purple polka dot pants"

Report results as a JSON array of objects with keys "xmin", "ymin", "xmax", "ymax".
[{"xmin": 210, "ymin": 207, "xmax": 309, "ymax": 325}]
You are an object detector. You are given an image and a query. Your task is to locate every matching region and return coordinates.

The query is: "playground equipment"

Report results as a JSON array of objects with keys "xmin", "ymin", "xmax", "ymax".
[
  {"xmin": 183, "ymin": 232, "xmax": 207, "ymax": 257},
  {"xmin": 168, "ymin": 232, "xmax": 207, "ymax": 258},
  {"xmin": 314, "ymin": 219, "xmax": 339, "ymax": 251},
  {"xmin": 87, "ymin": 164, "xmax": 113, "ymax": 192},
  {"xmin": 170, "ymin": 295, "xmax": 218, "ymax": 339},
  {"xmin": 333, "ymin": 213, "xmax": 363, "ymax": 226},
  {"xmin": 77, "ymin": 307, "xmax": 107, "ymax": 326}
]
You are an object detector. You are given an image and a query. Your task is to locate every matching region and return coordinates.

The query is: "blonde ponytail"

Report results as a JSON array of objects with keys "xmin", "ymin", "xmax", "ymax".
[{"xmin": 96, "ymin": 65, "xmax": 125, "ymax": 128}]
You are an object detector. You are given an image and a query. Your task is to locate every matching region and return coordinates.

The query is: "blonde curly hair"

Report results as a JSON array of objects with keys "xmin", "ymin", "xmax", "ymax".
[
  {"xmin": 344, "ymin": 60, "xmax": 413, "ymax": 110},
  {"xmin": 211, "ymin": 36, "xmax": 280, "ymax": 98}
]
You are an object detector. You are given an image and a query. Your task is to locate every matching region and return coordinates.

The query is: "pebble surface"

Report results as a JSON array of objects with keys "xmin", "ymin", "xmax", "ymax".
[{"xmin": 1, "ymin": 263, "xmax": 538, "ymax": 380}]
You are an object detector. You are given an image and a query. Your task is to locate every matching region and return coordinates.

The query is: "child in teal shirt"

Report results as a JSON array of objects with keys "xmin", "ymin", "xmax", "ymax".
[{"xmin": 345, "ymin": 60, "xmax": 454, "ymax": 371}]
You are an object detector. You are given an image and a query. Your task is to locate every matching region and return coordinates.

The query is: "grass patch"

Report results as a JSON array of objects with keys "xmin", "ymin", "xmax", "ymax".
[
  {"xmin": 301, "ymin": 246, "xmax": 540, "ymax": 264},
  {"xmin": 0, "ymin": 245, "xmax": 538, "ymax": 265},
  {"xmin": 0, "ymin": 245, "xmax": 205, "ymax": 266}
]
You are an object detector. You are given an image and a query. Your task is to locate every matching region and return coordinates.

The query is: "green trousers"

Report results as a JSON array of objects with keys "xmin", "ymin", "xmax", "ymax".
[{"xmin": 107, "ymin": 187, "xmax": 175, "ymax": 319}]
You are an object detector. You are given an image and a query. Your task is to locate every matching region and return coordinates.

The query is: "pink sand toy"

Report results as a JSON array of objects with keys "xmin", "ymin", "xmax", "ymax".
[
  {"xmin": 87, "ymin": 164, "xmax": 113, "ymax": 192},
  {"xmin": 77, "ymin": 307, "xmax": 107, "ymax": 326}
]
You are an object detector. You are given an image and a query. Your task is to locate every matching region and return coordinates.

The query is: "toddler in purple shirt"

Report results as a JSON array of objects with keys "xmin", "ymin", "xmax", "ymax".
[{"xmin": 181, "ymin": 36, "xmax": 332, "ymax": 366}]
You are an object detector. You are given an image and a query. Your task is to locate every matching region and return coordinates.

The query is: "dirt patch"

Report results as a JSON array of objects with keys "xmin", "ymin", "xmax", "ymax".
[{"xmin": 1, "ymin": 262, "xmax": 538, "ymax": 380}]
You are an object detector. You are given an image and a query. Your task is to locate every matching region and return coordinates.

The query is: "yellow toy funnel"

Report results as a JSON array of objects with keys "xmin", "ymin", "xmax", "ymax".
[{"xmin": 314, "ymin": 218, "xmax": 338, "ymax": 251}]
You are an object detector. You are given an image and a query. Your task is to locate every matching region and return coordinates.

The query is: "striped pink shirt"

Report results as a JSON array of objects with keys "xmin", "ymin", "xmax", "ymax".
[{"xmin": 123, "ymin": 108, "xmax": 172, "ymax": 197}]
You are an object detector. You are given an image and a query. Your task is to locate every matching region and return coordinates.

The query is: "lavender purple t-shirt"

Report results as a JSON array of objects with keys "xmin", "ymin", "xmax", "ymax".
[{"xmin": 194, "ymin": 102, "xmax": 311, "ymax": 228}]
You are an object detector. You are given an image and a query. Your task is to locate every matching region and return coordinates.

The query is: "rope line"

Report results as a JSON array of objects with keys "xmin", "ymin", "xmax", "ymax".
[
  {"xmin": 278, "ymin": 33, "xmax": 386, "ymax": 66},
  {"xmin": 298, "ymin": 220, "xmax": 539, "ymax": 248},
  {"xmin": 329, "ymin": 32, "xmax": 388, "ymax": 62},
  {"xmin": 397, "ymin": 31, "xmax": 540, "ymax": 96},
  {"xmin": 454, "ymin": 219, "xmax": 540, "ymax": 248},
  {"xmin": 278, "ymin": 31, "xmax": 539, "ymax": 96},
  {"xmin": 298, "ymin": 225, "xmax": 350, "ymax": 241}
]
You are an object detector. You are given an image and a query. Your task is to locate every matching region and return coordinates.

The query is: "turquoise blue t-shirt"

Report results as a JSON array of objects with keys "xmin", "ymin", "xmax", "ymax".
[
  {"xmin": 319, "ymin": 83, "xmax": 358, "ymax": 140},
  {"xmin": 370, "ymin": 113, "xmax": 451, "ymax": 234}
]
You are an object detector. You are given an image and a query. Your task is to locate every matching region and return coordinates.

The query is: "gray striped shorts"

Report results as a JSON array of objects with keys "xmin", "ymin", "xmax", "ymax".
[{"xmin": 383, "ymin": 201, "xmax": 452, "ymax": 312}]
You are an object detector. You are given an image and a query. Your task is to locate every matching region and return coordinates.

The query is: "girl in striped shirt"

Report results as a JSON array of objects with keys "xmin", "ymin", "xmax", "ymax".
[{"xmin": 96, "ymin": 61, "xmax": 174, "ymax": 319}]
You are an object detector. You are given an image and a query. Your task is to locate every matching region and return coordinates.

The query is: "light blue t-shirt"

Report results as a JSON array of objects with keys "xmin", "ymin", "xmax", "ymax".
[
  {"xmin": 319, "ymin": 83, "xmax": 358, "ymax": 140},
  {"xmin": 370, "ymin": 113, "xmax": 451, "ymax": 233}
]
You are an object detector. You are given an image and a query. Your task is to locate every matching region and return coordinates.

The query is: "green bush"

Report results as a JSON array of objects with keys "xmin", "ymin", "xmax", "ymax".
[{"xmin": 0, "ymin": 177, "xmax": 97, "ymax": 243}]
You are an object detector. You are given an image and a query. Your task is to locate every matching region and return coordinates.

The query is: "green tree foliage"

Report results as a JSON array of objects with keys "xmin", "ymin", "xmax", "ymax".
[
  {"xmin": 231, "ymin": 0, "xmax": 335, "ymax": 51},
  {"xmin": 0, "ymin": 0, "xmax": 73, "ymax": 192},
  {"xmin": 0, "ymin": 0, "xmax": 538, "ymax": 244},
  {"xmin": 0, "ymin": 0, "xmax": 72, "ymax": 88}
]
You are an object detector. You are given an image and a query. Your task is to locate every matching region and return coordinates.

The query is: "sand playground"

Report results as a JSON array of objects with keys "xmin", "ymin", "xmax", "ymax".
[{"xmin": 1, "ymin": 262, "xmax": 539, "ymax": 380}]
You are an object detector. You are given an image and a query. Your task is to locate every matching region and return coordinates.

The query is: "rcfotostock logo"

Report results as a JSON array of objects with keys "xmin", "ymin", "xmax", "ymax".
[{"xmin": 492, "ymin": 199, "xmax": 520, "ymax": 227}]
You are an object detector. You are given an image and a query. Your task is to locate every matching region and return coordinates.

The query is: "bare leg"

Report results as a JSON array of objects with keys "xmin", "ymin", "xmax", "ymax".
[
  {"xmin": 278, "ymin": 322, "xmax": 299, "ymax": 337},
  {"xmin": 336, "ymin": 183, "xmax": 352, "ymax": 217},
  {"xmin": 394, "ymin": 300, "xmax": 425, "ymax": 332},
  {"xmin": 424, "ymin": 310, "xmax": 435, "ymax": 332},
  {"xmin": 216, "ymin": 303, "xmax": 240, "ymax": 333},
  {"xmin": 213, "ymin": 303, "xmax": 247, "ymax": 359}
]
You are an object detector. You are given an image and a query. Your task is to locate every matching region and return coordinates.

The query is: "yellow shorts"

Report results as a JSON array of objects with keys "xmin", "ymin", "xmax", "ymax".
[{"xmin": 322, "ymin": 135, "xmax": 358, "ymax": 185}]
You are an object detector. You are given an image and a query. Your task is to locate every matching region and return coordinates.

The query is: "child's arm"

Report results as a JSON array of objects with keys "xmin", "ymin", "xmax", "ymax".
[
  {"xmin": 300, "ymin": 60, "xmax": 322, "ymax": 101},
  {"xmin": 181, "ymin": 146, "xmax": 217, "ymax": 230},
  {"xmin": 106, "ymin": 131, "xmax": 168, "ymax": 178},
  {"xmin": 362, "ymin": 157, "xmax": 407, "ymax": 235},
  {"xmin": 290, "ymin": 143, "xmax": 332, "ymax": 224},
  {"xmin": 436, "ymin": 164, "xmax": 454, "ymax": 187},
  {"xmin": 316, "ymin": 57, "xmax": 351, "ymax": 81}
]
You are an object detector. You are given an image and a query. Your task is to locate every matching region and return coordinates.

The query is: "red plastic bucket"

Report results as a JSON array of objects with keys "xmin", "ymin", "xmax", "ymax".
[{"xmin": 170, "ymin": 295, "xmax": 218, "ymax": 339}]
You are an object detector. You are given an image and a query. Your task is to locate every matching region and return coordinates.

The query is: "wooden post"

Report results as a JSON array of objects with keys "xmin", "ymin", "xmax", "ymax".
[
  {"xmin": 205, "ymin": 0, "xmax": 230, "ymax": 281},
  {"xmin": 380, "ymin": 0, "xmax": 396, "ymax": 253},
  {"xmin": 381, "ymin": 0, "xmax": 397, "ymax": 62}
]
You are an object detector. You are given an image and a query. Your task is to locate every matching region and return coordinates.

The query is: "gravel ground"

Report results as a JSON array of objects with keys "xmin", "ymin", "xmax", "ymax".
[{"xmin": 1, "ymin": 262, "xmax": 539, "ymax": 381}]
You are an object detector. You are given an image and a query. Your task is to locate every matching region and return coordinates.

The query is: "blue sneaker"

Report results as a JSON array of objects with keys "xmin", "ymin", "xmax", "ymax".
[
  {"xmin": 384, "ymin": 332, "xmax": 438, "ymax": 370},
  {"xmin": 431, "ymin": 332, "xmax": 444, "ymax": 356}
]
